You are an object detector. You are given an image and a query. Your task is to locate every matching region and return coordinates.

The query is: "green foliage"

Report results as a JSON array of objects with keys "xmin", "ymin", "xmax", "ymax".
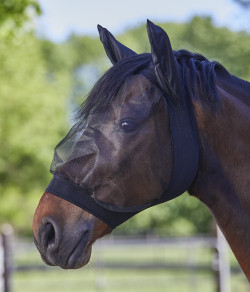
[
  {"xmin": 66, "ymin": 34, "xmax": 105, "ymax": 68},
  {"xmin": 115, "ymin": 194, "xmax": 214, "ymax": 237},
  {"xmin": 0, "ymin": 0, "xmax": 41, "ymax": 38},
  {"xmin": 1, "ymin": 15, "xmax": 250, "ymax": 236},
  {"xmin": 178, "ymin": 16, "xmax": 250, "ymax": 79},
  {"xmin": 0, "ymin": 33, "xmax": 70, "ymax": 233}
]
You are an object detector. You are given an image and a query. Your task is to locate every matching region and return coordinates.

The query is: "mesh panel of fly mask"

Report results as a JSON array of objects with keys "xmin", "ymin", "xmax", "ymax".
[
  {"xmin": 50, "ymin": 118, "xmax": 96, "ymax": 184},
  {"xmin": 48, "ymin": 74, "xmax": 168, "ymax": 216}
]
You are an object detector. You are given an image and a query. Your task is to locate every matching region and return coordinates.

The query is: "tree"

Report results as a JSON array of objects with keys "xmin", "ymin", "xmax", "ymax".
[
  {"xmin": 0, "ymin": 33, "xmax": 71, "ymax": 234},
  {"xmin": 0, "ymin": 0, "xmax": 41, "ymax": 38}
]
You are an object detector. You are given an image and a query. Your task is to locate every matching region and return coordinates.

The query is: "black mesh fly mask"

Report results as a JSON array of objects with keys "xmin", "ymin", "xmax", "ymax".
[{"xmin": 46, "ymin": 21, "xmax": 200, "ymax": 228}]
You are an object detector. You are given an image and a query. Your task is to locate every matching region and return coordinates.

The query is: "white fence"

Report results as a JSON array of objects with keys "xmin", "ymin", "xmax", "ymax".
[
  {"xmin": 0, "ymin": 226, "xmax": 247, "ymax": 292},
  {"xmin": 0, "ymin": 234, "xmax": 4, "ymax": 292},
  {"xmin": 0, "ymin": 225, "xmax": 12, "ymax": 292}
]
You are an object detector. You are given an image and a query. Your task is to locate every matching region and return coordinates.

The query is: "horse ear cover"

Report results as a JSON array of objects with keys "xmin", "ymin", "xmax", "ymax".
[
  {"xmin": 97, "ymin": 24, "xmax": 136, "ymax": 64},
  {"xmin": 146, "ymin": 20, "xmax": 183, "ymax": 107}
]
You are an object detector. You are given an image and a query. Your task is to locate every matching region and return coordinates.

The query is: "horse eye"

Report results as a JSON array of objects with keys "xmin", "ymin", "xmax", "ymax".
[{"xmin": 120, "ymin": 120, "xmax": 137, "ymax": 133}]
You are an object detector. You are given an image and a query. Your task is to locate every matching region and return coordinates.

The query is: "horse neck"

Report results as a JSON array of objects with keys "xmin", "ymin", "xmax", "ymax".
[{"xmin": 189, "ymin": 73, "xmax": 250, "ymax": 280}]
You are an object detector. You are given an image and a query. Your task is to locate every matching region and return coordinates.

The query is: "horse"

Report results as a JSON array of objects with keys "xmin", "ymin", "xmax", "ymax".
[{"xmin": 32, "ymin": 20, "xmax": 250, "ymax": 280}]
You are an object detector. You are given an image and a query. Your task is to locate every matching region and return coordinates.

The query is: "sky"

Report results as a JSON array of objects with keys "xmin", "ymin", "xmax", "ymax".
[{"xmin": 36, "ymin": 0, "xmax": 249, "ymax": 42}]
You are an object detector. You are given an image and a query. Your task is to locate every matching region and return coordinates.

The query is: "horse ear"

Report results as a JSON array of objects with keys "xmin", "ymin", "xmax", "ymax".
[
  {"xmin": 146, "ymin": 20, "xmax": 183, "ymax": 107},
  {"xmin": 97, "ymin": 25, "xmax": 136, "ymax": 65}
]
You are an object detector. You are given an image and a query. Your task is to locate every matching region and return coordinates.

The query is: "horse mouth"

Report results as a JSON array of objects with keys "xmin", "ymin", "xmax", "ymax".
[
  {"xmin": 65, "ymin": 234, "xmax": 92, "ymax": 269},
  {"xmin": 33, "ymin": 230, "xmax": 93, "ymax": 269}
]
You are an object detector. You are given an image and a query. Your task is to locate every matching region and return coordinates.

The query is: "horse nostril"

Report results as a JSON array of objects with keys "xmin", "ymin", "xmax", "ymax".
[
  {"xmin": 39, "ymin": 218, "xmax": 59, "ymax": 251},
  {"xmin": 45, "ymin": 223, "xmax": 56, "ymax": 249}
]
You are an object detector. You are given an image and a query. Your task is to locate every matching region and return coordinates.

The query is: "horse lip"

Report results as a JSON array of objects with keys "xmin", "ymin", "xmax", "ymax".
[
  {"xmin": 65, "ymin": 231, "xmax": 92, "ymax": 268},
  {"xmin": 33, "ymin": 234, "xmax": 55, "ymax": 266},
  {"xmin": 34, "ymin": 231, "xmax": 92, "ymax": 268}
]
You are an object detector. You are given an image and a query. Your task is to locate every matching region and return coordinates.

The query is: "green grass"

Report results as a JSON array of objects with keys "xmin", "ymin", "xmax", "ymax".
[
  {"xmin": 13, "ymin": 269, "xmax": 216, "ymax": 292},
  {"xmin": 10, "ymin": 238, "xmax": 249, "ymax": 292},
  {"xmin": 12, "ymin": 268, "xmax": 249, "ymax": 292}
]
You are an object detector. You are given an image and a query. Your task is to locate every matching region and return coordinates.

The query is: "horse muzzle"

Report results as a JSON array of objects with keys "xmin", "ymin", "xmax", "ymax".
[
  {"xmin": 32, "ymin": 192, "xmax": 112, "ymax": 269},
  {"xmin": 33, "ymin": 215, "xmax": 92, "ymax": 269}
]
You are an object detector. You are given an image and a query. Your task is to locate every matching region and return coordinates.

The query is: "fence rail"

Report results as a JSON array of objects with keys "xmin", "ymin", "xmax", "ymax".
[{"xmin": 0, "ymin": 228, "xmax": 248, "ymax": 292}]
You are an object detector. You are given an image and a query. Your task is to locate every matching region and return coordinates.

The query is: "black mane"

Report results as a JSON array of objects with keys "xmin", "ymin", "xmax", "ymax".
[{"xmin": 76, "ymin": 50, "xmax": 226, "ymax": 120}]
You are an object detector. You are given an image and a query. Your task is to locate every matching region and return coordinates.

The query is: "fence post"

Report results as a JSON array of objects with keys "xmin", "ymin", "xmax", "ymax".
[
  {"xmin": 215, "ymin": 226, "xmax": 231, "ymax": 292},
  {"xmin": 0, "ymin": 225, "xmax": 13, "ymax": 292}
]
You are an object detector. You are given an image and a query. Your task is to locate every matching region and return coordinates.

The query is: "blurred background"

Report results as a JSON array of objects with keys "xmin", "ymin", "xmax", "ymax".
[{"xmin": 0, "ymin": 0, "xmax": 250, "ymax": 291}]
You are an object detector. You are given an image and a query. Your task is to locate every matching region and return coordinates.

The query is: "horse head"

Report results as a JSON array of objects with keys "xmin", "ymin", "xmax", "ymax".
[{"xmin": 32, "ymin": 21, "xmax": 199, "ymax": 269}]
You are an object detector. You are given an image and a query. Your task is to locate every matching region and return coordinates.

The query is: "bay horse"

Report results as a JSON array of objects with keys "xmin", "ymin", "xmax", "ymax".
[{"xmin": 32, "ymin": 20, "xmax": 250, "ymax": 280}]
